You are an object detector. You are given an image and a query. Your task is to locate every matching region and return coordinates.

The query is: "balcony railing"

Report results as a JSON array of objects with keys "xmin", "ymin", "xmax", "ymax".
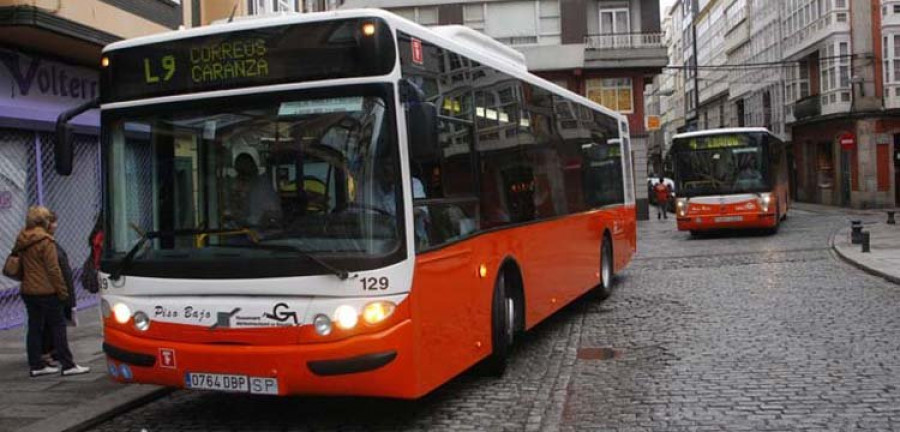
[
  {"xmin": 584, "ymin": 32, "xmax": 664, "ymax": 50},
  {"xmin": 792, "ymin": 94, "xmax": 821, "ymax": 121}
]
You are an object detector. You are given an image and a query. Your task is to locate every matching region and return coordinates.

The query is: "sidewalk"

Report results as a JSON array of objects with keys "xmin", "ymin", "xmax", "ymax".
[
  {"xmin": 832, "ymin": 215, "xmax": 900, "ymax": 285},
  {"xmin": 0, "ymin": 305, "xmax": 166, "ymax": 432}
]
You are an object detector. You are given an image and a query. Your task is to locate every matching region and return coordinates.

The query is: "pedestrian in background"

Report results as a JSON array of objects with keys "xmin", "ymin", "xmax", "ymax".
[
  {"xmin": 653, "ymin": 176, "xmax": 670, "ymax": 220},
  {"xmin": 41, "ymin": 211, "xmax": 78, "ymax": 367},
  {"xmin": 15, "ymin": 206, "xmax": 90, "ymax": 377}
]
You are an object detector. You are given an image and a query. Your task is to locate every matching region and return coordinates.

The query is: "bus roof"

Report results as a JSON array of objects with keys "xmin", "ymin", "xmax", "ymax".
[
  {"xmin": 672, "ymin": 127, "xmax": 772, "ymax": 140},
  {"xmin": 102, "ymin": 9, "xmax": 625, "ymax": 124}
]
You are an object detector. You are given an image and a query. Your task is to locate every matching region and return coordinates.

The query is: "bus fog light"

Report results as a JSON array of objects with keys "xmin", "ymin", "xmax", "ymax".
[
  {"xmin": 113, "ymin": 303, "xmax": 132, "ymax": 324},
  {"xmin": 313, "ymin": 314, "xmax": 332, "ymax": 336},
  {"xmin": 133, "ymin": 311, "xmax": 150, "ymax": 331},
  {"xmin": 362, "ymin": 301, "xmax": 396, "ymax": 325},
  {"xmin": 101, "ymin": 299, "xmax": 111, "ymax": 319},
  {"xmin": 334, "ymin": 305, "xmax": 358, "ymax": 329}
]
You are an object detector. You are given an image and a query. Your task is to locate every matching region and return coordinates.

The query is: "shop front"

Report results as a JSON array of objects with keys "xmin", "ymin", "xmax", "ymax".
[
  {"xmin": 791, "ymin": 116, "xmax": 897, "ymax": 209},
  {"xmin": 0, "ymin": 47, "xmax": 101, "ymax": 329}
]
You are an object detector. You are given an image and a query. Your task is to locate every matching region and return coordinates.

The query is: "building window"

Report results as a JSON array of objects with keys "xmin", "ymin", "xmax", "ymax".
[
  {"xmin": 393, "ymin": 6, "xmax": 439, "ymax": 26},
  {"xmin": 599, "ymin": 8, "xmax": 630, "ymax": 35},
  {"xmin": 463, "ymin": 4, "xmax": 485, "ymax": 31},
  {"xmin": 585, "ymin": 78, "xmax": 633, "ymax": 113},
  {"xmin": 820, "ymin": 40, "xmax": 851, "ymax": 105},
  {"xmin": 250, "ymin": 0, "xmax": 297, "ymax": 14},
  {"xmin": 465, "ymin": 1, "xmax": 560, "ymax": 46}
]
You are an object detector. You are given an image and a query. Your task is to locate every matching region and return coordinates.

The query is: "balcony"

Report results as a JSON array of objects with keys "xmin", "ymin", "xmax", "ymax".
[
  {"xmin": 792, "ymin": 94, "xmax": 821, "ymax": 122},
  {"xmin": 584, "ymin": 32, "xmax": 668, "ymax": 69}
]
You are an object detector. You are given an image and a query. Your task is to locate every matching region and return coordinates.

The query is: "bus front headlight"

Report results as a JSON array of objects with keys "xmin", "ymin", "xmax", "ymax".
[
  {"xmin": 362, "ymin": 301, "xmax": 396, "ymax": 325},
  {"xmin": 113, "ymin": 303, "xmax": 132, "ymax": 324},
  {"xmin": 676, "ymin": 198, "xmax": 687, "ymax": 217},
  {"xmin": 759, "ymin": 193, "xmax": 772, "ymax": 212},
  {"xmin": 334, "ymin": 305, "xmax": 358, "ymax": 330}
]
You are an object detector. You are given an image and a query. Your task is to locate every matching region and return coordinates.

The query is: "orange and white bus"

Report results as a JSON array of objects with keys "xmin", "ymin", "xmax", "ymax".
[
  {"xmin": 54, "ymin": 10, "xmax": 636, "ymax": 398},
  {"xmin": 671, "ymin": 128, "xmax": 789, "ymax": 234}
]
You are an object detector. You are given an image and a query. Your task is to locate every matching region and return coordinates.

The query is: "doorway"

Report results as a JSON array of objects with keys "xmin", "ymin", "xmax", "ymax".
[
  {"xmin": 840, "ymin": 149, "xmax": 851, "ymax": 207},
  {"xmin": 894, "ymin": 134, "xmax": 900, "ymax": 206}
]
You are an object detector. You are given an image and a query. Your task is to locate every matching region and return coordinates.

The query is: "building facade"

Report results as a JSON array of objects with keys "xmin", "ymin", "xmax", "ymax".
[
  {"xmin": 0, "ymin": 0, "xmax": 190, "ymax": 328},
  {"xmin": 334, "ymin": 0, "xmax": 666, "ymax": 219},
  {"xmin": 659, "ymin": 0, "xmax": 900, "ymax": 209}
]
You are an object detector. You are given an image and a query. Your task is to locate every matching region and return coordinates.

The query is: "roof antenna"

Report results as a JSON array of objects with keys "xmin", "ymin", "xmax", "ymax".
[{"xmin": 227, "ymin": 1, "xmax": 238, "ymax": 23}]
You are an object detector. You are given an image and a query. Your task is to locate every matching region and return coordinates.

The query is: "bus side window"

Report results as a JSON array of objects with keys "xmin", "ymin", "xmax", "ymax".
[{"xmin": 402, "ymin": 42, "xmax": 478, "ymax": 251}]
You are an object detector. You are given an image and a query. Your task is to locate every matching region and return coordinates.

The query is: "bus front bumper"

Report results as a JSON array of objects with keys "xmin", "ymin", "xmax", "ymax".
[
  {"xmin": 677, "ymin": 212, "xmax": 778, "ymax": 231},
  {"xmin": 102, "ymin": 319, "xmax": 417, "ymax": 398}
]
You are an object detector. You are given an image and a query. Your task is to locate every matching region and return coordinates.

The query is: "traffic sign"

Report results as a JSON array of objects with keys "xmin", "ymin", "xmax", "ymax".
[{"xmin": 839, "ymin": 132, "xmax": 856, "ymax": 150}]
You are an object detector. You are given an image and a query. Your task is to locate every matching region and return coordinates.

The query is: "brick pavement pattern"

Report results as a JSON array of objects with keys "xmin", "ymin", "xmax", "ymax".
[{"xmin": 91, "ymin": 206, "xmax": 900, "ymax": 431}]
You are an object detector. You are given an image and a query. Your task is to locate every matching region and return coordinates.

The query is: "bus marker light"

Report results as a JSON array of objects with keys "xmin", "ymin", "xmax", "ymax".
[
  {"xmin": 133, "ymin": 311, "xmax": 151, "ymax": 331},
  {"xmin": 334, "ymin": 305, "xmax": 358, "ymax": 329},
  {"xmin": 120, "ymin": 364, "xmax": 133, "ymax": 381},
  {"xmin": 113, "ymin": 303, "xmax": 132, "ymax": 324},
  {"xmin": 362, "ymin": 23, "xmax": 376, "ymax": 36},
  {"xmin": 362, "ymin": 301, "xmax": 395, "ymax": 325},
  {"xmin": 478, "ymin": 264, "xmax": 487, "ymax": 278},
  {"xmin": 313, "ymin": 314, "xmax": 332, "ymax": 336},
  {"xmin": 101, "ymin": 56, "xmax": 110, "ymax": 68}
]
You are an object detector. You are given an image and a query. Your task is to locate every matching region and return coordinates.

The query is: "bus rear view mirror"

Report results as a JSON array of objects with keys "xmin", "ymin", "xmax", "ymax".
[
  {"xmin": 407, "ymin": 102, "xmax": 440, "ymax": 160},
  {"xmin": 54, "ymin": 123, "xmax": 74, "ymax": 176},
  {"xmin": 55, "ymin": 98, "xmax": 99, "ymax": 176}
]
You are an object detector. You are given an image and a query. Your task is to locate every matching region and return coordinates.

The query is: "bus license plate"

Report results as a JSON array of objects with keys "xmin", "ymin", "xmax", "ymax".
[
  {"xmin": 714, "ymin": 216, "xmax": 743, "ymax": 223},
  {"xmin": 186, "ymin": 373, "xmax": 279, "ymax": 395}
]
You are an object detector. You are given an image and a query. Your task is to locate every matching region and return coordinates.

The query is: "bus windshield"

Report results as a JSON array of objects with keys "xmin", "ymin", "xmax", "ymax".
[
  {"xmin": 104, "ymin": 93, "xmax": 403, "ymax": 279},
  {"xmin": 672, "ymin": 133, "xmax": 771, "ymax": 197}
]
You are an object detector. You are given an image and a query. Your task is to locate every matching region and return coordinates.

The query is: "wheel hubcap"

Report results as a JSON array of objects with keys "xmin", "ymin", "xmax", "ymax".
[{"xmin": 602, "ymin": 246, "xmax": 612, "ymax": 289}]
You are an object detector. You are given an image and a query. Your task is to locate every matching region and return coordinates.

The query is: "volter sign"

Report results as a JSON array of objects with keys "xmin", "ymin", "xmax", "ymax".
[{"xmin": 839, "ymin": 132, "xmax": 856, "ymax": 151}]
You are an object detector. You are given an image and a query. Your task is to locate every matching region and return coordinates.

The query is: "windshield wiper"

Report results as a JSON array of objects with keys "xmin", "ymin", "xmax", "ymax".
[
  {"xmin": 232, "ymin": 243, "xmax": 351, "ymax": 281},
  {"xmin": 110, "ymin": 228, "xmax": 254, "ymax": 281}
]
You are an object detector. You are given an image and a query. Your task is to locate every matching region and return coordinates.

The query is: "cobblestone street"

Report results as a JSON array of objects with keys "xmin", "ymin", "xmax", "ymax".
[{"xmin": 91, "ymin": 207, "xmax": 900, "ymax": 431}]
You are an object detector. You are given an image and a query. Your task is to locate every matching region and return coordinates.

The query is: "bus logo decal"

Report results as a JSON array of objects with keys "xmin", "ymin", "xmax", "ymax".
[
  {"xmin": 411, "ymin": 38, "xmax": 424, "ymax": 65},
  {"xmin": 209, "ymin": 308, "xmax": 242, "ymax": 329},
  {"xmin": 264, "ymin": 303, "xmax": 299, "ymax": 325}
]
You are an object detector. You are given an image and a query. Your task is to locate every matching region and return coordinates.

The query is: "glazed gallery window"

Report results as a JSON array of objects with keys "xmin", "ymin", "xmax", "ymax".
[
  {"xmin": 586, "ymin": 78, "xmax": 634, "ymax": 113},
  {"xmin": 599, "ymin": 8, "xmax": 630, "ymax": 34}
]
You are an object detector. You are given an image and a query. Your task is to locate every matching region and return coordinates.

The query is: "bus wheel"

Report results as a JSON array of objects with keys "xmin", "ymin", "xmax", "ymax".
[
  {"xmin": 483, "ymin": 271, "xmax": 513, "ymax": 377},
  {"xmin": 768, "ymin": 204, "xmax": 781, "ymax": 235},
  {"xmin": 596, "ymin": 237, "xmax": 614, "ymax": 300}
]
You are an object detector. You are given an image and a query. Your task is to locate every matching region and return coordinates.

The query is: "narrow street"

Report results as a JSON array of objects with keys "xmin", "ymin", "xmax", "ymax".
[{"xmin": 90, "ymin": 206, "xmax": 900, "ymax": 431}]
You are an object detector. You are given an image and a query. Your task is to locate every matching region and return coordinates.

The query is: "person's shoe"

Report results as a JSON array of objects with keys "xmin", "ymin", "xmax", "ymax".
[
  {"xmin": 30, "ymin": 366, "xmax": 60, "ymax": 377},
  {"xmin": 62, "ymin": 365, "xmax": 91, "ymax": 376}
]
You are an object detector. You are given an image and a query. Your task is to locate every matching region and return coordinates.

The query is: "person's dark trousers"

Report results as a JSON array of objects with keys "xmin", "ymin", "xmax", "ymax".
[{"xmin": 22, "ymin": 294, "xmax": 76, "ymax": 371}]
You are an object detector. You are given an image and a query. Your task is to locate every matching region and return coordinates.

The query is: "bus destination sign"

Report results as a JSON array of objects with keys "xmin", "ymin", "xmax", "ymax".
[
  {"xmin": 141, "ymin": 38, "xmax": 270, "ymax": 86},
  {"xmin": 103, "ymin": 18, "xmax": 395, "ymax": 103}
]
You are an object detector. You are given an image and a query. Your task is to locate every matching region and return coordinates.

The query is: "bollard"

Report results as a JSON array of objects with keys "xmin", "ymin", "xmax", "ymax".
[
  {"xmin": 889, "ymin": 211, "xmax": 896, "ymax": 225},
  {"xmin": 861, "ymin": 231, "xmax": 870, "ymax": 253},
  {"xmin": 851, "ymin": 220, "xmax": 863, "ymax": 244}
]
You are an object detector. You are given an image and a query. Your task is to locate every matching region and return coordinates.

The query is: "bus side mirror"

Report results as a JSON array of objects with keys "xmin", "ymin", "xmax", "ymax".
[
  {"xmin": 55, "ymin": 123, "xmax": 74, "ymax": 176},
  {"xmin": 54, "ymin": 98, "xmax": 98, "ymax": 176},
  {"xmin": 407, "ymin": 102, "xmax": 440, "ymax": 160}
]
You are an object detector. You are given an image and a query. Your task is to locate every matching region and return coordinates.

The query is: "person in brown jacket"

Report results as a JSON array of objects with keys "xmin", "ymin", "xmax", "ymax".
[{"xmin": 16, "ymin": 206, "xmax": 90, "ymax": 377}]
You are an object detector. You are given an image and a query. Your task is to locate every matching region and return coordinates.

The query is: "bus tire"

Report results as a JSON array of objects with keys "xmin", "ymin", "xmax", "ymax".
[
  {"xmin": 767, "ymin": 203, "xmax": 781, "ymax": 235},
  {"xmin": 595, "ymin": 236, "xmax": 614, "ymax": 300},
  {"xmin": 483, "ymin": 271, "xmax": 513, "ymax": 377}
]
